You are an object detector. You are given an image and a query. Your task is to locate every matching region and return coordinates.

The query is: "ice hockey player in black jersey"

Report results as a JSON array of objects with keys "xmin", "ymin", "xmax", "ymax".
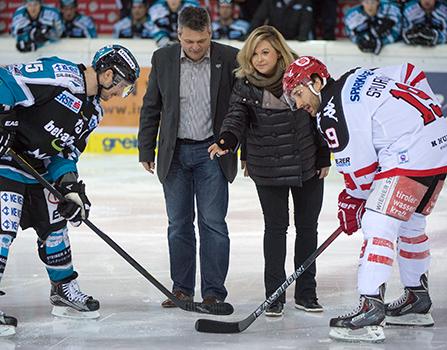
[
  {"xmin": 0, "ymin": 44, "xmax": 140, "ymax": 336},
  {"xmin": 282, "ymin": 56, "xmax": 447, "ymax": 343}
]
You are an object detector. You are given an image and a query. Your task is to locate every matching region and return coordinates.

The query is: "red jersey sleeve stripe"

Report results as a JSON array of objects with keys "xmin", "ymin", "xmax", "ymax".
[{"xmin": 354, "ymin": 162, "xmax": 379, "ymax": 178}]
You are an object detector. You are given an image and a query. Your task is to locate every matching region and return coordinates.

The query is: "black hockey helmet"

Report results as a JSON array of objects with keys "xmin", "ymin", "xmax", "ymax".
[{"xmin": 92, "ymin": 45, "xmax": 140, "ymax": 97}]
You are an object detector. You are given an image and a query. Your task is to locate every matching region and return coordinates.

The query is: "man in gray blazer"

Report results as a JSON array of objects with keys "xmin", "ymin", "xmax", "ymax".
[{"xmin": 138, "ymin": 6, "xmax": 238, "ymax": 307}]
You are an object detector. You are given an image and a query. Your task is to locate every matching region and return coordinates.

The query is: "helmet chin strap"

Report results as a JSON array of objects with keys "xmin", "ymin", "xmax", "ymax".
[
  {"xmin": 307, "ymin": 77, "xmax": 327, "ymax": 103},
  {"xmin": 96, "ymin": 72, "xmax": 115, "ymax": 98}
]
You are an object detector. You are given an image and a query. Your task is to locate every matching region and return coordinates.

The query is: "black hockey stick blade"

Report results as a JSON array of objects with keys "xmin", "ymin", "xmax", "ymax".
[
  {"xmin": 195, "ymin": 226, "xmax": 343, "ymax": 333},
  {"xmin": 7, "ymin": 149, "xmax": 233, "ymax": 316}
]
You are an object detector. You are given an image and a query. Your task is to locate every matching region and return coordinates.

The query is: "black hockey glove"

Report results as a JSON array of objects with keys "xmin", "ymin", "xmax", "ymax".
[
  {"xmin": 372, "ymin": 17, "xmax": 395, "ymax": 37},
  {"xmin": 0, "ymin": 116, "xmax": 18, "ymax": 158},
  {"xmin": 30, "ymin": 25, "xmax": 50, "ymax": 45},
  {"xmin": 357, "ymin": 31, "xmax": 382, "ymax": 55},
  {"xmin": 56, "ymin": 174, "xmax": 91, "ymax": 227},
  {"xmin": 0, "ymin": 130, "xmax": 14, "ymax": 158},
  {"xmin": 16, "ymin": 40, "xmax": 36, "ymax": 52}
]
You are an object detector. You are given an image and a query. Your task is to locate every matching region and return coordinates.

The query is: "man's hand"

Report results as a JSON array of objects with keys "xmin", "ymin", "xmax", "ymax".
[
  {"xmin": 337, "ymin": 189, "xmax": 366, "ymax": 235},
  {"xmin": 208, "ymin": 143, "xmax": 229, "ymax": 160},
  {"xmin": 141, "ymin": 161, "xmax": 155, "ymax": 174}
]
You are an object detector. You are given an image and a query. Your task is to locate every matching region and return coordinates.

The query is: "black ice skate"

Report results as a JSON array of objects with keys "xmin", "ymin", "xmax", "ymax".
[
  {"xmin": 0, "ymin": 311, "xmax": 17, "ymax": 337},
  {"xmin": 50, "ymin": 274, "xmax": 100, "ymax": 319},
  {"xmin": 329, "ymin": 284, "xmax": 386, "ymax": 343},
  {"xmin": 386, "ymin": 273, "xmax": 434, "ymax": 327}
]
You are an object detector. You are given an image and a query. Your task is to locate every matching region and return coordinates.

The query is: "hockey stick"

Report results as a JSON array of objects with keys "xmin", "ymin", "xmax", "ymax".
[
  {"xmin": 6, "ymin": 149, "xmax": 233, "ymax": 316},
  {"xmin": 195, "ymin": 226, "xmax": 343, "ymax": 333}
]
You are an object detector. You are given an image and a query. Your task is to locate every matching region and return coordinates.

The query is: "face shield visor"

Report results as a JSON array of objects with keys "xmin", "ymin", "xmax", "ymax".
[{"xmin": 113, "ymin": 75, "xmax": 136, "ymax": 98}]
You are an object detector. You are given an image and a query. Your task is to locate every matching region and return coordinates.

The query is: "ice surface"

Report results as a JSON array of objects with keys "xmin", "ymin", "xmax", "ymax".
[{"xmin": 1, "ymin": 155, "xmax": 446, "ymax": 350}]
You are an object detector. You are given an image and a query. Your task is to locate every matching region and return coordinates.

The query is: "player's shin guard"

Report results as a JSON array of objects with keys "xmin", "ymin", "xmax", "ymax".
[
  {"xmin": 38, "ymin": 228, "xmax": 74, "ymax": 282},
  {"xmin": 329, "ymin": 284, "xmax": 386, "ymax": 343},
  {"xmin": 386, "ymin": 273, "xmax": 433, "ymax": 327},
  {"xmin": 50, "ymin": 272, "xmax": 100, "ymax": 319}
]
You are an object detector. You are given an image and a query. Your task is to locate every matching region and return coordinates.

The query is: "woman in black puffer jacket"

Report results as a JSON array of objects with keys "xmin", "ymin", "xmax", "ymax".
[{"xmin": 209, "ymin": 25, "xmax": 331, "ymax": 316}]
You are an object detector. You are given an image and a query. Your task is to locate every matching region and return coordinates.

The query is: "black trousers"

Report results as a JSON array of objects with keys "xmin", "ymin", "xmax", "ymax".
[{"xmin": 256, "ymin": 175, "xmax": 324, "ymax": 303}]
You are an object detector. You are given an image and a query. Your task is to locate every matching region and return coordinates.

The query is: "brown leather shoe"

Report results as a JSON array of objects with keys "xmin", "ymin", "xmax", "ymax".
[
  {"xmin": 202, "ymin": 296, "xmax": 223, "ymax": 305},
  {"xmin": 161, "ymin": 291, "xmax": 193, "ymax": 308}
]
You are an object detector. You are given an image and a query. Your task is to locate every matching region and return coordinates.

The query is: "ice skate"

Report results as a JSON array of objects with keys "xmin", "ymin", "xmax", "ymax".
[
  {"xmin": 386, "ymin": 274, "xmax": 434, "ymax": 327},
  {"xmin": 0, "ymin": 311, "xmax": 17, "ymax": 337},
  {"xmin": 329, "ymin": 285, "xmax": 385, "ymax": 343},
  {"xmin": 50, "ymin": 275, "xmax": 100, "ymax": 319}
]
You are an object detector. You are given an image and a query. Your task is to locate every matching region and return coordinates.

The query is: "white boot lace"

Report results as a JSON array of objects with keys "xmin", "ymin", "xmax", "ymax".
[
  {"xmin": 338, "ymin": 296, "xmax": 365, "ymax": 318},
  {"xmin": 388, "ymin": 289, "xmax": 409, "ymax": 309},
  {"xmin": 63, "ymin": 280, "xmax": 89, "ymax": 304}
]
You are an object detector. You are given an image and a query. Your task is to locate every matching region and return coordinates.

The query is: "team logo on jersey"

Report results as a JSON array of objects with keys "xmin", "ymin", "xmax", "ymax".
[
  {"xmin": 322, "ymin": 96, "xmax": 338, "ymax": 122},
  {"xmin": 398, "ymin": 151, "xmax": 409, "ymax": 164},
  {"xmin": 55, "ymin": 91, "xmax": 82, "ymax": 114}
]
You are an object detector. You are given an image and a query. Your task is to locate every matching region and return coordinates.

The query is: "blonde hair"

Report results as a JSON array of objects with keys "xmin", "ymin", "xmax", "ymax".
[{"xmin": 235, "ymin": 25, "xmax": 297, "ymax": 79}]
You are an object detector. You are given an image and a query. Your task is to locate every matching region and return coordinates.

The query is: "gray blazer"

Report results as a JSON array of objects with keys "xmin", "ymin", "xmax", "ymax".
[{"xmin": 138, "ymin": 42, "xmax": 239, "ymax": 183}]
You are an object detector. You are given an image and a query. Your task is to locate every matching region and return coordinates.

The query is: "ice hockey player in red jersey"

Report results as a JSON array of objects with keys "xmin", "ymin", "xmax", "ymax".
[{"xmin": 282, "ymin": 56, "xmax": 447, "ymax": 343}]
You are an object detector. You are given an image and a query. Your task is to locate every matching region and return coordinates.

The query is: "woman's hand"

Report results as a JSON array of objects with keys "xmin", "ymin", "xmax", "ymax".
[
  {"xmin": 241, "ymin": 160, "xmax": 249, "ymax": 177},
  {"xmin": 317, "ymin": 166, "xmax": 330, "ymax": 179},
  {"xmin": 208, "ymin": 143, "xmax": 229, "ymax": 160}
]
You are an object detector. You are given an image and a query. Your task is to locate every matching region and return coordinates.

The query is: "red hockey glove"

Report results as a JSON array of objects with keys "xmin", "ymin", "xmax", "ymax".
[{"xmin": 337, "ymin": 189, "xmax": 366, "ymax": 235}]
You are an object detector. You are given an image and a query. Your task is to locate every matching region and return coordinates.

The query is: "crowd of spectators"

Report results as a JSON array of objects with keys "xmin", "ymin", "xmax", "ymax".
[{"xmin": 6, "ymin": 0, "xmax": 447, "ymax": 53}]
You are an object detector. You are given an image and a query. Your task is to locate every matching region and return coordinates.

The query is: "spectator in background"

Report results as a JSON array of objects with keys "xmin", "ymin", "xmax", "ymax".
[
  {"xmin": 344, "ymin": 0, "xmax": 401, "ymax": 55},
  {"xmin": 313, "ymin": 0, "xmax": 338, "ymax": 40},
  {"xmin": 212, "ymin": 0, "xmax": 249, "ymax": 40},
  {"xmin": 249, "ymin": 0, "xmax": 314, "ymax": 41},
  {"xmin": 234, "ymin": 0, "xmax": 259, "ymax": 21},
  {"xmin": 402, "ymin": 0, "xmax": 447, "ymax": 46},
  {"xmin": 113, "ymin": 0, "xmax": 153, "ymax": 38},
  {"xmin": 60, "ymin": 0, "xmax": 97, "ymax": 38},
  {"xmin": 149, "ymin": 0, "xmax": 199, "ymax": 47},
  {"xmin": 117, "ymin": 0, "xmax": 133, "ymax": 18},
  {"xmin": 11, "ymin": 0, "xmax": 63, "ymax": 52}
]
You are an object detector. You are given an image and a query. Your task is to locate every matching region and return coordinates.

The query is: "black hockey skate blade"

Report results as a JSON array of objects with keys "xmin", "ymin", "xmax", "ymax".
[{"xmin": 195, "ymin": 319, "xmax": 240, "ymax": 333}]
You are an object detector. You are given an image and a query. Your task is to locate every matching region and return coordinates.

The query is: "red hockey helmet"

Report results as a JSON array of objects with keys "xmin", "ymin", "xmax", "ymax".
[{"xmin": 283, "ymin": 56, "xmax": 331, "ymax": 98}]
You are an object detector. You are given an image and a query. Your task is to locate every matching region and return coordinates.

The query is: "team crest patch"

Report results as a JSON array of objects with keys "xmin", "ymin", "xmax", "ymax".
[
  {"xmin": 55, "ymin": 91, "xmax": 82, "ymax": 113},
  {"xmin": 398, "ymin": 151, "xmax": 409, "ymax": 164}
]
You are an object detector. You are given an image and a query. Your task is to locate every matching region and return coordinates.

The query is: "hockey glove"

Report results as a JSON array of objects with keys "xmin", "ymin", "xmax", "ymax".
[
  {"xmin": 337, "ymin": 189, "xmax": 366, "ymax": 235},
  {"xmin": 372, "ymin": 17, "xmax": 395, "ymax": 37},
  {"xmin": 357, "ymin": 31, "xmax": 382, "ymax": 55},
  {"xmin": 0, "ymin": 130, "xmax": 14, "ymax": 158},
  {"xmin": 16, "ymin": 40, "xmax": 36, "ymax": 52},
  {"xmin": 56, "ymin": 176, "xmax": 91, "ymax": 227},
  {"xmin": 30, "ymin": 25, "xmax": 50, "ymax": 44},
  {"xmin": 0, "ymin": 116, "xmax": 18, "ymax": 158}
]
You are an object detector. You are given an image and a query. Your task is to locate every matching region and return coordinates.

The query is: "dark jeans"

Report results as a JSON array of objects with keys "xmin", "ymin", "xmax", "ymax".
[
  {"xmin": 162, "ymin": 139, "xmax": 230, "ymax": 300},
  {"xmin": 255, "ymin": 175, "xmax": 324, "ymax": 304}
]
